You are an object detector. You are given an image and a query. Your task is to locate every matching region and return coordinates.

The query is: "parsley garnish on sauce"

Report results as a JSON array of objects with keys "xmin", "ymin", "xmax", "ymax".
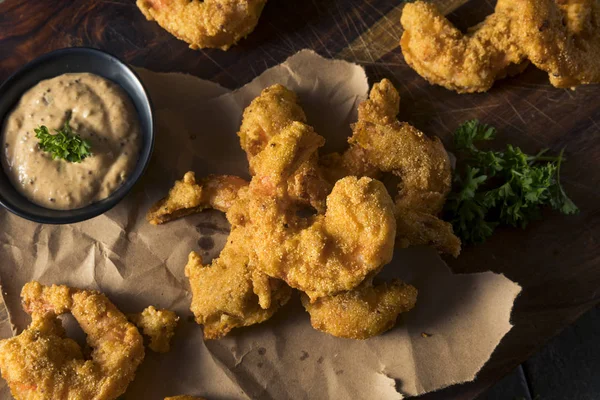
[
  {"xmin": 35, "ymin": 116, "xmax": 92, "ymax": 163},
  {"xmin": 444, "ymin": 120, "xmax": 579, "ymax": 244}
]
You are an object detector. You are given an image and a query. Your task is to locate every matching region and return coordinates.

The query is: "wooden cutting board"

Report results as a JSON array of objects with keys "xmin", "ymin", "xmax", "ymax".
[{"xmin": 1, "ymin": 1, "xmax": 599, "ymax": 399}]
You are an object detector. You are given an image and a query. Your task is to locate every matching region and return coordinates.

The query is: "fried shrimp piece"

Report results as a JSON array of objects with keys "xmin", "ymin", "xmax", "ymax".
[
  {"xmin": 352, "ymin": 80, "xmax": 460, "ymax": 256},
  {"xmin": 353, "ymin": 80, "xmax": 461, "ymax": 257},
  {"xmin": 508, "ymin": 0, "xmax": 600, "ymax": 88},
  {"xmin": 136, "ymin": 0, "xmax": 267, "ymax": 50},
  {"xmin": 0, "ymin": 282, "xmax": 144, "ymax": 400},
  {"xmin": 301, "ymin": 279, "xmax": 418, "ymax": 339},
  {"xmin": 352, "ymin": 79, "xmax": 452, "ymax": 214},
  {"xmin": 238, "ymin": 84, "xmax": 308, "ymax": 165},
  {"xmin": 246, "ymin": 122, "xmax": 397, "ymax": 301},
  {"xmin": 182, "ymin": 195, "xmax": 291, "ymax": 339},
  {"xmin": 323, "ymin": 79, "xmax": 460, "ymax": 257},
  {"xmin": 400, "ymin": 1, "xmax": 527, "ymax": 93},
  {"xmin": 148, "ymin": 175, "xmax": 290, "ymax": 339},
  {"xmin": 400, "ymin": 0, "xmax": 600, "ymax": 92},
  {"xmin": 129, "ymin": 306, "xmax": 179, "ymax": 353},
  {"xmin": 148, "ymin": 150, "xmax": 292, "ymax": 338},
  {"xmin": 147, "ymin": 172, "xmax": 248, "ymax": 225},
  {"xmin": 185, "ymin": 247, "xmax": 291, "ymax": 339},
  {"xmin": 238, "ymin": 84, "xmax": 332, "ymax": 211}
]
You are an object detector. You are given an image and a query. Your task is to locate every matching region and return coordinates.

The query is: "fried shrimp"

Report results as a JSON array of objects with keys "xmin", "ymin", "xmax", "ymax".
[
  {"xmin": 246, "ymin": 122, "xmax": 397, "ymax": 301},
  {"xmin": 185, "ymin": 248, "xmax": 291, "ymax": 339},
  {"xmin": 238, "ymin": 84, "xmax": 332, "ymax": 211},
  {"xmin": 400, "ymin": 1, "xmax": 527, "ymax": 93},
  {"xmin": 146, "ymin": 172, "xmax": 248, "ymax": 225},
  {"xmin": 0, "ymin": 282, "xmax": 144, "ymax": 400},
  {"xmin": 238, "ymin": 84, "xmax": 308, "ymax": 166},
  {"xmin": 509, "ymin": 0, "xmax": 600, "ymax": 88},
  {"xmin": 147, "ymin": 174, "xmax": 291, "ymax": 339},
  {"xmin": 352, "ymin": 80, "xmax": 460, "ymax": 256},
  {"xmin": 136, "ymin": 0, "xmax": 267, "ymax": 50},
  {"xmin": 400, "ymin": 0, "xmax": 600, "ymax": 92},
  {"xmin": 324, "ymin": 79, "xmax": 460, "ymax": 256},
  {"xmin": 351, "ymin": 79, "xmax": 452, "ymax": 214},
  {"xmin": 130, "ymin": 306, "xmax": 179, "ymax": 353},
  {"xmin": 301, "ymin": 279, "xmax": 418, "ymax": 339}
]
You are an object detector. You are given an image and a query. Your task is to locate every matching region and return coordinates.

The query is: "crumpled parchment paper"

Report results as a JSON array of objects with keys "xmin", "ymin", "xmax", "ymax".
[{"xmin": 0, "ymin": 50, "xmax": 521, "ymax": 400}]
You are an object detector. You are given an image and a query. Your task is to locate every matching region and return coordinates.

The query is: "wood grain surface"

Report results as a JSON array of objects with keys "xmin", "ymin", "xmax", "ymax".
[{"xmin": 1, "ymin": 1, "xmax": 599, "ymax": 399}]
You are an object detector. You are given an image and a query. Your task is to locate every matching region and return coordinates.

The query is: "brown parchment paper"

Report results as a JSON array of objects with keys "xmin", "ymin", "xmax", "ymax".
[{"xmin": 0, "ymin": 50, "xmax": 521, "ymax": 400}]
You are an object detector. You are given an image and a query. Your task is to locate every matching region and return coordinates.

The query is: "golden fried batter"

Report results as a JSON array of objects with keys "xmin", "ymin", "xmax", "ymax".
[
  {"xmin": 400, "ymin": 0, "xmax": 600, "ymax": 92},
  {"xmin": 238, "ymin": 84, "xmax": 308, "ymax": 166},
  {"xmin": 352, "ymin": 79, "xmax": 452, "ymax": 214},
  {"xmin": 238, "ymin": 84, "xmax": 332, "ymax": 211},
  {"xmin": 324, "ymin": 79, "xmax": 460, "ymax": 257},
  {"xmin": 396, "ymin": 208, "xmax": 461, "ymax": 258},
  {"xmin": 185, "ymin": 247, "xmax": 291, "ymax": 339},
  {"xmin": 137, "ymin": 0, "xmax": 267, "ymax": 50},
  {"xmin": 147, "ymin": 173, "xmax": 293, "ymax": 339},
  {"xmin": 148, "ymin": 173, "xmax": 291, "ymax": 339},
  {"xmin": 147, "ymin": 172, "xmax": 248, "ymax": 225},
  {"xmin": 0, "ymin": 282, "xmax": 144, "ymax": 400},
  {"xmin": 130, "ymin": 306, "xmax": 179, "ymax": 353},
  {"xmin": 509, "ymin": 0, "xmax": 600, "ymax": 88},
  {"xmin": 302, "ymin": 279, "xmax": 418, "ymax": 340},
  {"xmin": 400, "ymin": 1, "xmax": 527, "ymax": 93},
  {"xmin": 247, "ymin": 123, "xmax": 397, "ymax": 301},
  {"xmin": 319, "ymin": 146, "xmax": 380, "ymax": 183}
]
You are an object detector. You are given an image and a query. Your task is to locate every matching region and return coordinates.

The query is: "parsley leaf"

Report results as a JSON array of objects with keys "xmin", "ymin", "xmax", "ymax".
[
  {"xmin": 445, "ymin": 166, "xmax": 497, "ymax": 244},
  {"xmin": 34, "ymin": 116, "xmax": 92, "ymax": 163},
  {"xmin": 444, "ymin": 120, "xmax": 579, "ymax": 244},
  {"xmin": 454, "ymin": 119, "xmax": 496, "ymax": 152}
]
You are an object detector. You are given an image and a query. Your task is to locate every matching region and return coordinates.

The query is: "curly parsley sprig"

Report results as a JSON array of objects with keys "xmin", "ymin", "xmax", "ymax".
[
  {"xmin": 35, "ymin": 116, "xmax": 92, "ymax": 163},
  {"xmin": 444, "ymin": 120, "xmax": 578, "ymax": 244}
]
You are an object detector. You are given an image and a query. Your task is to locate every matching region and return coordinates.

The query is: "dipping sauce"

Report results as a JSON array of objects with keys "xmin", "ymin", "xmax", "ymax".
[{"xmin": 1, "ymin": 73, "xmax": 141, "ymax": 210}]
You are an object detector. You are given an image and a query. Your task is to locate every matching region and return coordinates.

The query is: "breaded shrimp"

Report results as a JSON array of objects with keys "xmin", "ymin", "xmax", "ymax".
[
  {"xmin": 146, "ymin": 172, "xmax": 248, "ymax": 225},
  {"xmin": 507, "ymin": 0, "xmax": 600, "ymax": 88},
  {"xmin": 246, "ymin": 122, "xmax": 397, "ymax": 301},
  {"xmin": 178, "ymin": 186, "xmax": 292, "ymax": 339},
  {"xmin": 129, "ymin": 306, "xmax": 179, "ymax": 353},
  {"xmin": 301, "ymin": 279, "xmax": 418, "ymax": 339},
  {"xmin": 238, "ymin": 84, "xmax": 332, "ymax": 212},
  {"xmin": 351, "ymin": 79, "xmax": 452, "ymax": 214},
  {"xmin": 238, "ymin": 84, "xmax": 308, "ymax": 165},
  {"xmin": 400, "ymin": 0, "xmax": 600, "ymax": 92},
  {"xmin": 185, "ymin": 248, "xmax": 291, "ymax": 339},
  {"xmin": 400, "ymin": 1, "xmax": 527, "ymax": 93},
  {"xmin": 0, "ymin": 282, "xmax": 144, "ymax": 400},
  {"xmin": 324, "ymin": 79, "xmax": 460, "ymax": 256},
  {"xmin": 148, "ymin": 175, "xmax": 290, "ymax": 339},
  {"xmin": 137, "ymin": 0, "xmax": 267, "ymax": 50},
  {"xmin": 147, "ymin": 171, "xmax": 290, "ymax": 339}
]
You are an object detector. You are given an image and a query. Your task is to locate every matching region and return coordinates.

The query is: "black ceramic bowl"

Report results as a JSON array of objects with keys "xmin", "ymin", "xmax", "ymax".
[{"xmin": 0, "ymin": 48, "xmax": 154, "ymax": 224}]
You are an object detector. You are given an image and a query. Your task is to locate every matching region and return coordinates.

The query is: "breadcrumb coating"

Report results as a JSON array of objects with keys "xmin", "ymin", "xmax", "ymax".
[
  {"xmin": 137, "ymin": 0, "xmax": 267, "ymax": 50},
  {"xmin": 130, "ymin": 306, "xmax": 179, "ymax": 353},
  {"xmin": 0, "ymin": 282, "xmax": 144, "ymax": 400}
]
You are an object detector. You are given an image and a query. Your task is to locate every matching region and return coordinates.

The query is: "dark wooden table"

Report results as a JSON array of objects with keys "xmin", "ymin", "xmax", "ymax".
[{"xmin": 1, "ymin": 0, "xmax": 599, "ymax": 398}]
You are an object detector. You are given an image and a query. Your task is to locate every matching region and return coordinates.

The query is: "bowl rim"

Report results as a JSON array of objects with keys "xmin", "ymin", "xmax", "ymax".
[{"xmin": 0, "ymin": 47, "xmax": 155, "ymax": 224}]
